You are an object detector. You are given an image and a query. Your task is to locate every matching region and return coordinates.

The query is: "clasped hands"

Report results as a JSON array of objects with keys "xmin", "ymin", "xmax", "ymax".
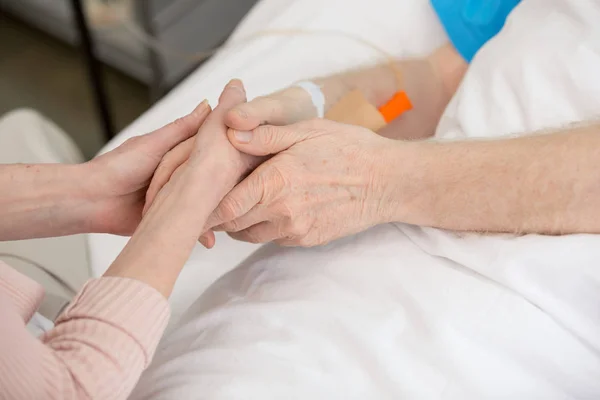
[
  {"xmin": 91, "ymin": 79, "xmax": 402, "ymax": 250},
  {"xmin": 151, "ymin": 79, "xmax": 410, "ymax": 248}
]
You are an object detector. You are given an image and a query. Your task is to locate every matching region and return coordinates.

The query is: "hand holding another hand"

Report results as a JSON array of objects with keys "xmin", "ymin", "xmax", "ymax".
[
  {"xmin": 106, "ymin": 80, "xmax": 265, "ymax": 296},
  {"xmin": 208, "ymin": 118, "xmax": 398, "ymax": 247},
  {"xmin": 144, "ymin": 83, "xmax": 316, "ymax": 246},
  {"xmin": 145, "ymin": 81, "xmax": 403, "ymax": 249}
]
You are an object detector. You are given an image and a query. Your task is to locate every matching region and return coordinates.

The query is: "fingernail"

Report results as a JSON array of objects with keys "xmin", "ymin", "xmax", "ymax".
[
  {"xmin": 234, "ymin": 130, "xmax": 253, "ymax": 143},
  {"xmin": 191, "ymin": 99, "xmax": 209, "ymax": 115},
  {"xmin": 227, "ymin": 79, "xmax": 245, "ymax": 94},
  {"xmin": 199, "ymin": 235, "xmax": 209, "ymax": 247}
]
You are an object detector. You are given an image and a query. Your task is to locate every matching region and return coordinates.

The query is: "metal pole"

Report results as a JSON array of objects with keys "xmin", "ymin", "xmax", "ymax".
[
  {"xmin": 137, "ymin": 1, "xmax": 165, "ymax": 101},
  {"xmin": 70, "ymin": 0, "xmax": 115, "ymax": 141}
]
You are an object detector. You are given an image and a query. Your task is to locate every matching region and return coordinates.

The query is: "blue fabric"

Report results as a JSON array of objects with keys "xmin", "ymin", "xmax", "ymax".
[{"xmin": 431, "ymin": 0, "xmax": 521, "ymax": 62}]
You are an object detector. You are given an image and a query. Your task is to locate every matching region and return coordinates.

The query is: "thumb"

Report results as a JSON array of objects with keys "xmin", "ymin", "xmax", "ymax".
[
  {"xmin": 227, "ymin": 123, "xmax": 312, "ymax": 156},
  {"xmin": 225, "ymin": 95, "xmax": 291, "ymax": 132},
  {"xmin": 225, "ymin": 87, "xmax": 316, "ymax": 132},
  {"xmin": 225, "ymin": 97, "xmax": 275, "ymax": 132}
]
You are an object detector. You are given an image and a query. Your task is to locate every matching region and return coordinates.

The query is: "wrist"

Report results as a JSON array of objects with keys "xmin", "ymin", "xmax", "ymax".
[
  {"xmin": 427, "ymin": 43, "xmax": 468, "ymax": 100},
  {"xmin": 77, "ymin": 161, "xmax": 123, "ymax": 234},
  {"xmin": 52, "ymin": 163, "xmax": 101, "ymax": 234},
  {"xmin": 374, "ymin": 139, "xmax": 432, "ymax": 226}
]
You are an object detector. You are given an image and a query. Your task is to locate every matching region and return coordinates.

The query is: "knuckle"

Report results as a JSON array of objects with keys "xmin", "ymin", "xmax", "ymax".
[
  {"xmin": 244, "ymin": 229, "xmax": 262, "ymax": 244},
  {"xmin": 265, "ymin": 164, "xmax": 290, "ymax": 195},
  {"xmin": 124, "ymin": 135, "xmax": 143, "ymax": 147},
  {"xmin": 171, "ymin": 115, "xmax": 189, "ymax": 129},
  {"xmin": 272, "ymin": 200, "xmax": 294, "ymax": 219},
  {"xmin": 221, "ymin": 219, "xmax": 240, "ymax": 232},
  {"xmin": 288, "ymin": 219, "xmax": 309, "ymax": 237},
  {"xmin": 260, "ymin": 125, "xmax": 282, "ymax": 148},
  {"xmin": 216, "ymin": 196, "xmax": 243, "ymax": 222},
  {"xmin": 296, "ymin": 235, "xmax": 315, "ymax": 247},
  {"xmin": 227, "ymin": 231, "xmax": 243, "ymax": 242}
]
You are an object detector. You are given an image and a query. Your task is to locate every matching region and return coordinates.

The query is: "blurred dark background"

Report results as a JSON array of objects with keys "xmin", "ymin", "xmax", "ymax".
[{"xmin": 0, "ymin": 0, "xmax": 258, "ymax": 159}]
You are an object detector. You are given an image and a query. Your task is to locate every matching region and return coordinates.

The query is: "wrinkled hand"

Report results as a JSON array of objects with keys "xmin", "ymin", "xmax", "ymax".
[
  {"xmin": 144, "ymin": 80, "xmax": 264, "ymax": 246},
  {"xmin": 85, "ymin": 101, "xmax": 211, "ymax": 236},
  {"xmin": 207, "ymin": 119, "xmax": 395, "ymax": 247}
]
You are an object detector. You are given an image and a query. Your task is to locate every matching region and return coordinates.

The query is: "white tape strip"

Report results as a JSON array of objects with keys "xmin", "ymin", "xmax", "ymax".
[{"xmin": 294, "ymin": 81, "xmax": 325, "ymax": 118}]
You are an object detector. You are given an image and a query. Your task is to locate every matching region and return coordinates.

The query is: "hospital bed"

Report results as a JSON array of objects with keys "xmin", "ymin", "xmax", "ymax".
[
  {"xmin": 89, "ymin": 0, "xmax": 448, "ymax": 323},
  {"xmin": 88, "ymin": 0, "xmax": 600, "ymax": 398}
]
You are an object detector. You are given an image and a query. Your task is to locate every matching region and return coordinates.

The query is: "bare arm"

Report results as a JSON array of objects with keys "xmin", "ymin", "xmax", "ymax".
[
  {"xmin": 384, "ymin": 121, "xmax": 600, "ymax": 234},
  {"xmin": 0, "ymin": 81, "xmax": 250, "ymax": 400},
  {"xmin": 314, "ymin": 43, "xmax": 467, "ymax": 139},
  {"xmin": 105, "ymin": 80, "xmax": 256, "ymax": 297},
  {"xmin": 0, "ymin": 164, "xmax": 97, "ymax": 241},
  {"xmin": 144, "ymin": 44, "xmax": 468, "ymax": 248},
  {"xmin": 207, "ymin": 118, "xmax": 600, "ymax": 247},
  {"xmin": 225, "ymin": 43, "xmax": 468, "ymax": 141}
]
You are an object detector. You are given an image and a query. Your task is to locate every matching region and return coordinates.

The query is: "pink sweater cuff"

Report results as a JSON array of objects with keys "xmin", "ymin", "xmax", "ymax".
[
  {"xmin": 57, "ymin": 277, "xmax": 170, "ymax": 365},
  {"xmin": 0, "ymin": 261, "xmax": 44, "ymax": 322}
]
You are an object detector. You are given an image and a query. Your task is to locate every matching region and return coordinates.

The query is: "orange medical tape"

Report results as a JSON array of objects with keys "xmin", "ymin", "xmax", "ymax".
[{"xmin": 378, "ymin": 91, "xmax": 413, "ymax": 123}]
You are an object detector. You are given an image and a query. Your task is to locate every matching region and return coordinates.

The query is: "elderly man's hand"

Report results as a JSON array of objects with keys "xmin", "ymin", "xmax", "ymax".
[{"xmin": 206, "ymin": 119, "xmax": 398, "ymax": 247}]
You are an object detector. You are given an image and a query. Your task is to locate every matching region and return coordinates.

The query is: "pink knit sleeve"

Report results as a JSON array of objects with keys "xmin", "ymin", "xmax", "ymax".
[{"xmin": 0, "ymin": 262, "xmax": 170, "ymax": 400}]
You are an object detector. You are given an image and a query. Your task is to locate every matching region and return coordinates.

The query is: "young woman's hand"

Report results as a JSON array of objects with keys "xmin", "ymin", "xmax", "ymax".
[
  {"xmin": 85, "ymin": 102, "xmax": 211, "ymax": 236},
  {"xmin": 105, "ymin": 80, "xmax": 259, "ymax": 297},
  {"xmin": 143, "ymin": 81, "xmax": 272, "ymax": 247},
  {"xmin": 143, "ymin": 85, "xmax": 316, "ymax": 214}
]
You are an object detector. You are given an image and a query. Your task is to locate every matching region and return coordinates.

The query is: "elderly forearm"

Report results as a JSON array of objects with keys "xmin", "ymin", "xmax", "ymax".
[
  {"xmin": 316, "ymin": 43, "xmax": 467, "ymax": 139},
  {"xmin": 385, "ymin": 123, "xmax": 600, "ymax": 234},
  {"xmin": 0, "ymin": 164, "xmax": 95, "ymax": 240}
]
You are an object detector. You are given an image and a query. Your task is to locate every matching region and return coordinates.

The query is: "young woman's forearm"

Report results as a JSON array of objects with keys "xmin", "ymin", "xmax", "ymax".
[
  {"xmin": 104, "ymin": 160, "xmax": 233, "ymax": 297},
  {"xmin": 385, "ymin": 122, "xmax": 600, "ymax": 234},
  {"xmin": 105, "ymin": 79, "xmax": 251, "ymax": 298},
  {"xmin": 0, "ymin": 164, "xmax": 96, "ymax": 241}
]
